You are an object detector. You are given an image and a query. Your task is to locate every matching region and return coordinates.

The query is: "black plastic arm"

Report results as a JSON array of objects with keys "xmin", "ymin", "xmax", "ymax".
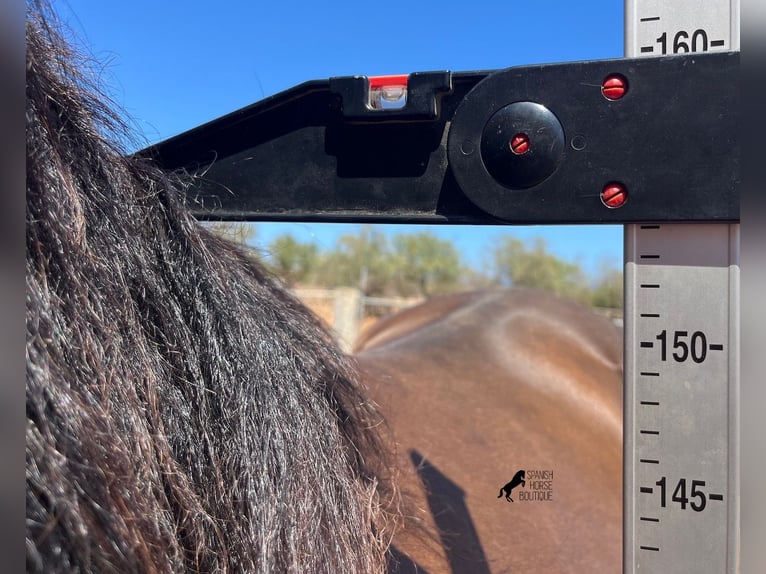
[{"xmin": 142, "ymin": 52, "xmax": 739, "ymax": 224}]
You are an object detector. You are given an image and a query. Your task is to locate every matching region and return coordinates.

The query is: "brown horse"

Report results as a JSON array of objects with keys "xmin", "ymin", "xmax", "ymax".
[{"xmin": 355, "ymin": 289, "xmax": 623, "ymax": 573}]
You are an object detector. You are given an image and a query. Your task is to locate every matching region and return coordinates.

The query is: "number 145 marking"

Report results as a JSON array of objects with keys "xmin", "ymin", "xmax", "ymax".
[{"xmin": 654, "ymin": 477, "xmax": 724, "ymax": 512}]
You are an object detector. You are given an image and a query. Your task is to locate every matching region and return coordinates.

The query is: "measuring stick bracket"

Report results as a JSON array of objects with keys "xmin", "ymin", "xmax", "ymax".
[{"xmin": 144, "ymin": 52, "xmax": 738, "ymax": 225}]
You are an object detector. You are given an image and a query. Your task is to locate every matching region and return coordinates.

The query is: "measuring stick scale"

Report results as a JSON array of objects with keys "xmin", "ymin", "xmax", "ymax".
[
  {"xmin": 624, "ymin": 1, "xmax": 740, "ymax": 572},
  {"xmin": 624, "ymin": 225, "xmax": 739, "ymax": 572}
]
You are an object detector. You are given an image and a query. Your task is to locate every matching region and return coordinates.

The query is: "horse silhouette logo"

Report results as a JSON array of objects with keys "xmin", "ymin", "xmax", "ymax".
[{"xmin": 498, "ymin": 470, "xmax": 526, "ymax": 502}]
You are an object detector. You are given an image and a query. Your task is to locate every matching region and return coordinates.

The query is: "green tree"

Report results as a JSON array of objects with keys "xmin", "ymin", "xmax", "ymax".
[
  {"xmin": 491, "ymin": 236, "xmax": 591, "ymax": 303},
  {"xmin": 456, "ymin": 266, "xmax": 498, "ymax": 292},
  {"xmin": 391, "ymin": 232, "xmax": 462, "ymax": 297},
  {"xmin": 318, "ymin": 226, "xmax": 395, "ymax": 295},
  {"xmin": 267, "ymin": 234, "xmax": 320, "ymax": 286},
  {"xmin": 590, "ymin": 265, "xmax": 624, "ymax": 309}
]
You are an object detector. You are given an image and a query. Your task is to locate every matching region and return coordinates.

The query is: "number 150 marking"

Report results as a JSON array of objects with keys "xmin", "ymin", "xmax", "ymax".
[{"xmin": 655, "ymin": 330, "xmax": 708, "ymax": 363}]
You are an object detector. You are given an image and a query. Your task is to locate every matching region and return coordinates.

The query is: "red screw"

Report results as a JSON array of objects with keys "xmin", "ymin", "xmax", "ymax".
[
  {"xmin": 602, "ymin": 75, "xmax": 628, "ymax": 100},
  {"xmin": 510, "ymin": 133, "xmax": 530, "ymax": 155},
  {"xmin": 601, "ymin": 182, "xmax": 628, "ymax": 208}
]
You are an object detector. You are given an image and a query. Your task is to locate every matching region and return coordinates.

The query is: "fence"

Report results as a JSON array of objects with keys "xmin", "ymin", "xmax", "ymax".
[{"xmin": 292, "ymin": 287, "xmax": 423, "ymax": 351}]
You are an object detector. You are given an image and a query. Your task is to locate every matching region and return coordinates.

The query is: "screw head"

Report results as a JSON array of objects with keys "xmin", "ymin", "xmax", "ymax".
[
  {"xmin": 602, "ymin": 75, "xmax": 628, "ymax": 100},
  {"xmin": 601, "ymin": 182, "xmax": 628, "ymax": 208},
  {"xmin": 510, "ymin": 133, "xmax": 530, "ymax": 155}
]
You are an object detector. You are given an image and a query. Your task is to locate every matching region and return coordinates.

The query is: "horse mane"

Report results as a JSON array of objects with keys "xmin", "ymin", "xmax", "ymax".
[{"xmin": 25, "ymin": 4, "xmax": 400, "ymax": 572}]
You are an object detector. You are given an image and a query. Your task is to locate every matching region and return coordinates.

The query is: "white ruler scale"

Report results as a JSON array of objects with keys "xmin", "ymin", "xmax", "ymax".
[{"xmin": 623, "ymin": 1, "xmax": 740, "ymax": 573}]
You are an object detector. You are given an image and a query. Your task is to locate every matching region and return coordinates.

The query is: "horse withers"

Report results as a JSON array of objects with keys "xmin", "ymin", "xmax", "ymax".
[{"xmin": 355, "ymin": 289, "xmax": 623, "ymax": 573}]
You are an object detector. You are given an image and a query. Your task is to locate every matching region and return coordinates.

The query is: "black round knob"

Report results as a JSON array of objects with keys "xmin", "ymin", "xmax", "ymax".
[{"xmin": 480, "ymin": 101, "xmax": 565, "ymax": 189}]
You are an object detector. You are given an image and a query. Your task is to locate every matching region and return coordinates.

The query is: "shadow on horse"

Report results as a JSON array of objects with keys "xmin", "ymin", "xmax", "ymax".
[{"xmin": 355, "ymin": 289, "xmax": 623, "ymax": 573}]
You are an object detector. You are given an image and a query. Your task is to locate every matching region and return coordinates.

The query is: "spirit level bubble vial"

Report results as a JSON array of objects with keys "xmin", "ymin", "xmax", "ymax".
[{"xmin": 623, "ymin": 1, "xmax": 740, "ymax": 573}]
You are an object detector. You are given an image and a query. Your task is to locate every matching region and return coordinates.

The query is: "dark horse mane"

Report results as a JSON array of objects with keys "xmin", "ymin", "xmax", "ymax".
[{"xmin": 26, "ymin": 4, "xmax": 400, "ymax": 571}]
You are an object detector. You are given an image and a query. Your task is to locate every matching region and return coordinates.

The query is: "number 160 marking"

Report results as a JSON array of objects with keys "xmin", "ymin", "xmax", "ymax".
[{"xmin": 656, "ymin": 29, "xmax": 709, "ymax": 53}]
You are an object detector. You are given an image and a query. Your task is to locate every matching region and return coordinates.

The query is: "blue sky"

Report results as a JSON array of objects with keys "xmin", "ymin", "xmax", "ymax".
[{"xmin": 55, "ymin": 0, "xmax": 626, "ymax": 278}]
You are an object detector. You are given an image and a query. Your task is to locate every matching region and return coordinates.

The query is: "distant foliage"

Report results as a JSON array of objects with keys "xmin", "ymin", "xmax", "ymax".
[
  {"xmin": 268, "ymin": 235, "xmax": 320, "ymax": 287},
  {"xmin": 390, "ymin": 233, "xmax": 462, "ymax": 297},
  {"xmin": 263, "ymin": 226, "xmax": 623, "ymax": 308},
  {"xmin": 490, "ymin": 237, "xmax": 592, "ymax": 304},
  {"xmin": 591, "ymin": 265, "xmax": 624, "ymax": 309},
  {"xmin": 318, "ymin": 227, "xmax": 395, "ymax": 295}
]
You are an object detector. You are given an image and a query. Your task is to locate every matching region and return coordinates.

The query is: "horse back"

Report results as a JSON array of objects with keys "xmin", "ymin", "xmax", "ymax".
[{"xmin": 356, "ymin": 289, "xmax": 623, "ymax": 573}]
